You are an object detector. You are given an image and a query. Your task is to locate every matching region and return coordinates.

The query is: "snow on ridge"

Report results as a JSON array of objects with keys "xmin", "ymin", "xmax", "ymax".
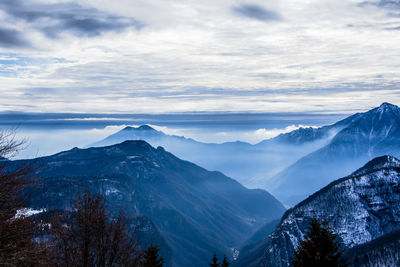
[{"xmin": 14, "ymin": 208, "xmax": 46, "ymax": 219}]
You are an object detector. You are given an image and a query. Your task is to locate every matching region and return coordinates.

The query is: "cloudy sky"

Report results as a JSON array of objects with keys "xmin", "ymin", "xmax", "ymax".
[{"xmin": 0, "ymin": 0, "xmax": 400, "ymax": 114}]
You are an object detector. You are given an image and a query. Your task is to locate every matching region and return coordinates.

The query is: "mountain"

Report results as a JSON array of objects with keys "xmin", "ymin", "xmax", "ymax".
[
  {"xmin": 90, "ymin": 124, "xmax": 339, "ymax": 188},
  {"xmin": 241, "ymin": 155, "xmax": 400, "ymax": 267},
  {"xmin": 89, "ymin": 103, "xmax": 400, "ymax": 206},
  {"xmin": 12, "ymin": 140, "xmax": 285, "ymax": 267},
  {"xmin": 343, "ymin": 230, "xmax": 400, "ymax": 266},
  {"xmin": 91, "ymin": 125, "xmax": 196, "ymax": 147},
  {"xmin": 233, "ymin": 219, "xmax": 280, "ymax": 267},
  {"xmin": 269, "ymin": 102, "xmax": 400, "ymax": 205},
  {"xmin": 259, "ymin": 112, "xmax": 361, "ymax": 146}
]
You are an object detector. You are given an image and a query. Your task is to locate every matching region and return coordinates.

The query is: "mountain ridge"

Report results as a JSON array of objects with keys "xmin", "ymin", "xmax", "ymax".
[
  {"xmin": 243, "ymin": 155, "xmax": 400, "ymax": 267},
  {"xmin": 11, "ymin": 140, "xmax": 285, "ymax": 267},
  {"xmin": 269, "ymin": 102, "xmax": 400, "ymax": 205}
]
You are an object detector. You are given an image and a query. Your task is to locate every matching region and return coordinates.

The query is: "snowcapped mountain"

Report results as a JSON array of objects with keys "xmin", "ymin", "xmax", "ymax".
[
  {"xmin": 269, "ymin": 102, "xmax": 400, "ymax": 205},
  {"xmin": 12, "ymin": 140, "xmax": 285, "ymax": 267},
  {"xmin": 243, "ymin": 155, "xmax": 400, "ymax": 267}
]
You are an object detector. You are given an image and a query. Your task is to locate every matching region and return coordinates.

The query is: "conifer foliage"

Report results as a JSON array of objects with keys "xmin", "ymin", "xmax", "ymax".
[
  {"xmin": 292, "ymin": 218, "xmax": 348, "ymax": 267},
  {"xmin": 210, "ymin": 252, "xmax": 219, "ymax": 267},
  {"xmin": 142, "ymin": 244, "xmax": 164, "ymax": 267},
  {"xmin": 209, "ymin": 253, "xmax": 230, "ymax": 267},
  {"xmin": 221, "ymin": 255, "xmax": 230, "ymax": 267}
]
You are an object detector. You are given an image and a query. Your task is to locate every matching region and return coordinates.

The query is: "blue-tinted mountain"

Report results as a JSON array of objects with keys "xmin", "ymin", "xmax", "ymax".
[
  {"xmin": 233, "ymin": 219, "xmax": 280, "ymax": 267},
  {"xmin": 269, "ymin": 102, "xmax": 400, "ymax": 205},
  {"xmin": 91, "ymin": 125, "xmax": 195, "ymax": 147},
  {"xmin": 12, "ymin": 140, "xmax": 285, "ymax": 267},
  {"xmin": 90, "ymin": 123, "xmax": 339, "ymax": 188},
  {"xmin": 243, "ymin": 155, "xmax": 400, "ymax": 267},
  {"xmin": 259, "ymin": 112, "xmax": 361, "ymax": 146},
  {"xmin": 343, "ymin": 230, "xmax": 400, "ymax": 266}
]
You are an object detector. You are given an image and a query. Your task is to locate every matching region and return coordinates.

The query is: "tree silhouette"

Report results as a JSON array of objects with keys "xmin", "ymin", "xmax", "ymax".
[
  {"xmin": 142, "ymin": 244, "xmax": 164, "ymax": 267},
  {"xmin": 51, "ymin": 191, "xmax": 142, "ymax": 266},
  {"xmin": 292, "ymin": 218, "xmax": 348, "ymax": 267},
  {"xmin": 0, "ymin": 130, "xmax": 51, "ymax": 265},
  {"xmin": 210, "ymin": 252, "xmax": 220, "ymax": 267},
  {"xmin": 222, "ymin": 254, "xmax": 230, "ymax": 267}
]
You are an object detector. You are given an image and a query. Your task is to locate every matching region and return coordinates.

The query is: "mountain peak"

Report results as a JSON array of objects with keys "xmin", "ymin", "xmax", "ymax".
[
  {"xmin": 351, "ymin": 155, "xmax": 400, "ymax": 177},
  {"xmin": 377, "ymin": 102, "xmax": 398, "ymax": 112},
  {"xmin": 122, "ymin": 125, "xmax": 156, "ymax": 132},
  {"xmin": 112, "ymin": 139, "xmax": 155, "ymax": 152},
  {"xmin": 137, "ymin": 125, "xmax": 155, "ymax": 131}
]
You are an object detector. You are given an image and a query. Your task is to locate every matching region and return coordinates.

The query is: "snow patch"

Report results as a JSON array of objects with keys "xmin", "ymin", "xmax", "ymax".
[{"xmin": 15, "ymin": 208, "xmax": 46, "ymax": 219}]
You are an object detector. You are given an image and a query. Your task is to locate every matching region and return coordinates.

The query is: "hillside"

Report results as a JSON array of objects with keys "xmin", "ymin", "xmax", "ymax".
[{"xmin": 12, "ymin": 140, "xmax": 285, "ymax": 266}]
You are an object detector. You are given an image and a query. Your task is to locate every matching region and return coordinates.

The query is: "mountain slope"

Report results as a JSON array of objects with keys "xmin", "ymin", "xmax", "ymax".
[
  {"xmin": 258, "ymin": 112, "xmax": 361, "ymax": 146},
  {"xmin": 91, "ymin": 125, "xmax": 197, "ymax": 148},
  {"xmin": 343, "ymin": 230, "xmax": 400, "ymax": 266},
  {"xmin": 247, "ymin": 155, "xmax": 400, "ymax": 267},
  {"xmin": 90, "ymin": 122, "xmax": 341, "ymax": 188},
  {"xmin": 14, "ymin": 141, "xmax": 285, "ymax": 267},
  {"xmin": 269, "ymin": 102, "xmax": 400, "ymax": 205},
  {"xmin": 234, "ymin": 219, "xmax": 280, "ymax": 267}
]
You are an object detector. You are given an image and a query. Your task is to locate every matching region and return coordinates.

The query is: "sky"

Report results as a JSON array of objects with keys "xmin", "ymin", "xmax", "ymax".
[{"xmin": 0, "ymin": 0, "xmax": 400, "ymax": 114}]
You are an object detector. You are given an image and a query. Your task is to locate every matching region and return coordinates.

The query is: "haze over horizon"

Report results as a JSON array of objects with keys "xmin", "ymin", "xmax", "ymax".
[{"xmin": 1, "ymin": 0, "xmax": 400, "ymax": 114}]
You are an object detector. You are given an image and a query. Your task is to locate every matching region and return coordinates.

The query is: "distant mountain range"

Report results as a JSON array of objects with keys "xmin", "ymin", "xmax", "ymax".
[
  {"xmin": 11, "ymin": 140, "xmax": 285, "ymax": 267},
  {"xmin": 239, "ymin": 155, "xmax": 400, "ymax": 267},
  {"xmin": 91, "ymin": 103, "xmax": 400, "ymax": 207},
  {"xmin": 270, "ymin": 102, "xmax": 400, "ymax": 205},
  {"xmin": 90, "ymin": 120, "xmax": 335, "ymax": 189},
  {"xmin": 7, "ymin": 102, "xmax": 400, "ymax": 266}
]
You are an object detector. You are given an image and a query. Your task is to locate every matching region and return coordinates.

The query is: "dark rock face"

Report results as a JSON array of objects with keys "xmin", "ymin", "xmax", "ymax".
[
  {"xmin": 13, "ymin": 140, "xmax": 285, "ymax": 267},
  {"xmin": 270, "ymin": 102, "xmax": 400, "ymax": 205},
  {"xmin": 244, "ymin": 156, "xmax": 400, "ymax": 267}
]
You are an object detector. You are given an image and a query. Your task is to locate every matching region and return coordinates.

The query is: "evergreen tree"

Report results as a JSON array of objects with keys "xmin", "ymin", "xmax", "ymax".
[
  {"xmin": 221, "ymin": 255, "xmax": 230, "ymax": 267},
  {"xmin": 142, "ymin": 244, "xmax": 164, "ymax": 267},
  {"xmin": 210, "ymin": 252, "xmax": 220, "ymax": 267},
  {"xmin": 292, "ymin": 218, "xmax": 348, "ymax": 267}
]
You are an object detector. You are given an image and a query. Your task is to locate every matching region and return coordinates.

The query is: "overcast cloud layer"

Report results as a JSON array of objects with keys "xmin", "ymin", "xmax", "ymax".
[{"xmin": 0, "ymin": 0, "xmax": 400, "ymax": 113}]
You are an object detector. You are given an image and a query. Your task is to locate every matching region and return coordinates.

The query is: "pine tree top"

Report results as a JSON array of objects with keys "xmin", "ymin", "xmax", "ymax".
[
  {"xmin": 222, "ymin": 255, "xmax": 230, "ymax": 267},
  {"xmin": 210, "ymin": 252, "xmax": 219, "ymax": 267},
  {"xmin": 292, "ymin": 218, "xmax": 349, "ymax": 267},
  {"xmin": 143, "ymin": 244, "xmax": 164, "ymax": 267}
]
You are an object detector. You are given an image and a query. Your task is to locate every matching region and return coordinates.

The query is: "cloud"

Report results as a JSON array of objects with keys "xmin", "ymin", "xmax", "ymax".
[
  {"xmin": 0, "ymin": 27, "xmax": 30, "ymax": 48},
  {"xmin": 145, "ymin": 124, "xmax": 319, "ymax": 144},
  {"xmin": 252, "ymin": 125, "xmax": 317, "ymax": 142},
  {"xmin": 379, "ymin": 0, "xmax": 400, "ymax": 9},
  {"xmin": 0, "ymin": 0, "xmax": 400, "ymax": 114},
  {"xmin": 0, "ymin": 0, "xmax": 142, "ymax": 39},
  {"xmin": 233, "ymin": 4, "xmax": 281, "ymax": 21},
  {"xmin": 359, "ymin": 0, "xmax": 400, "ymax": 9},
  {"xmin": 385, "ymin": 25, "xmax": 400, "ymax": 30}
]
